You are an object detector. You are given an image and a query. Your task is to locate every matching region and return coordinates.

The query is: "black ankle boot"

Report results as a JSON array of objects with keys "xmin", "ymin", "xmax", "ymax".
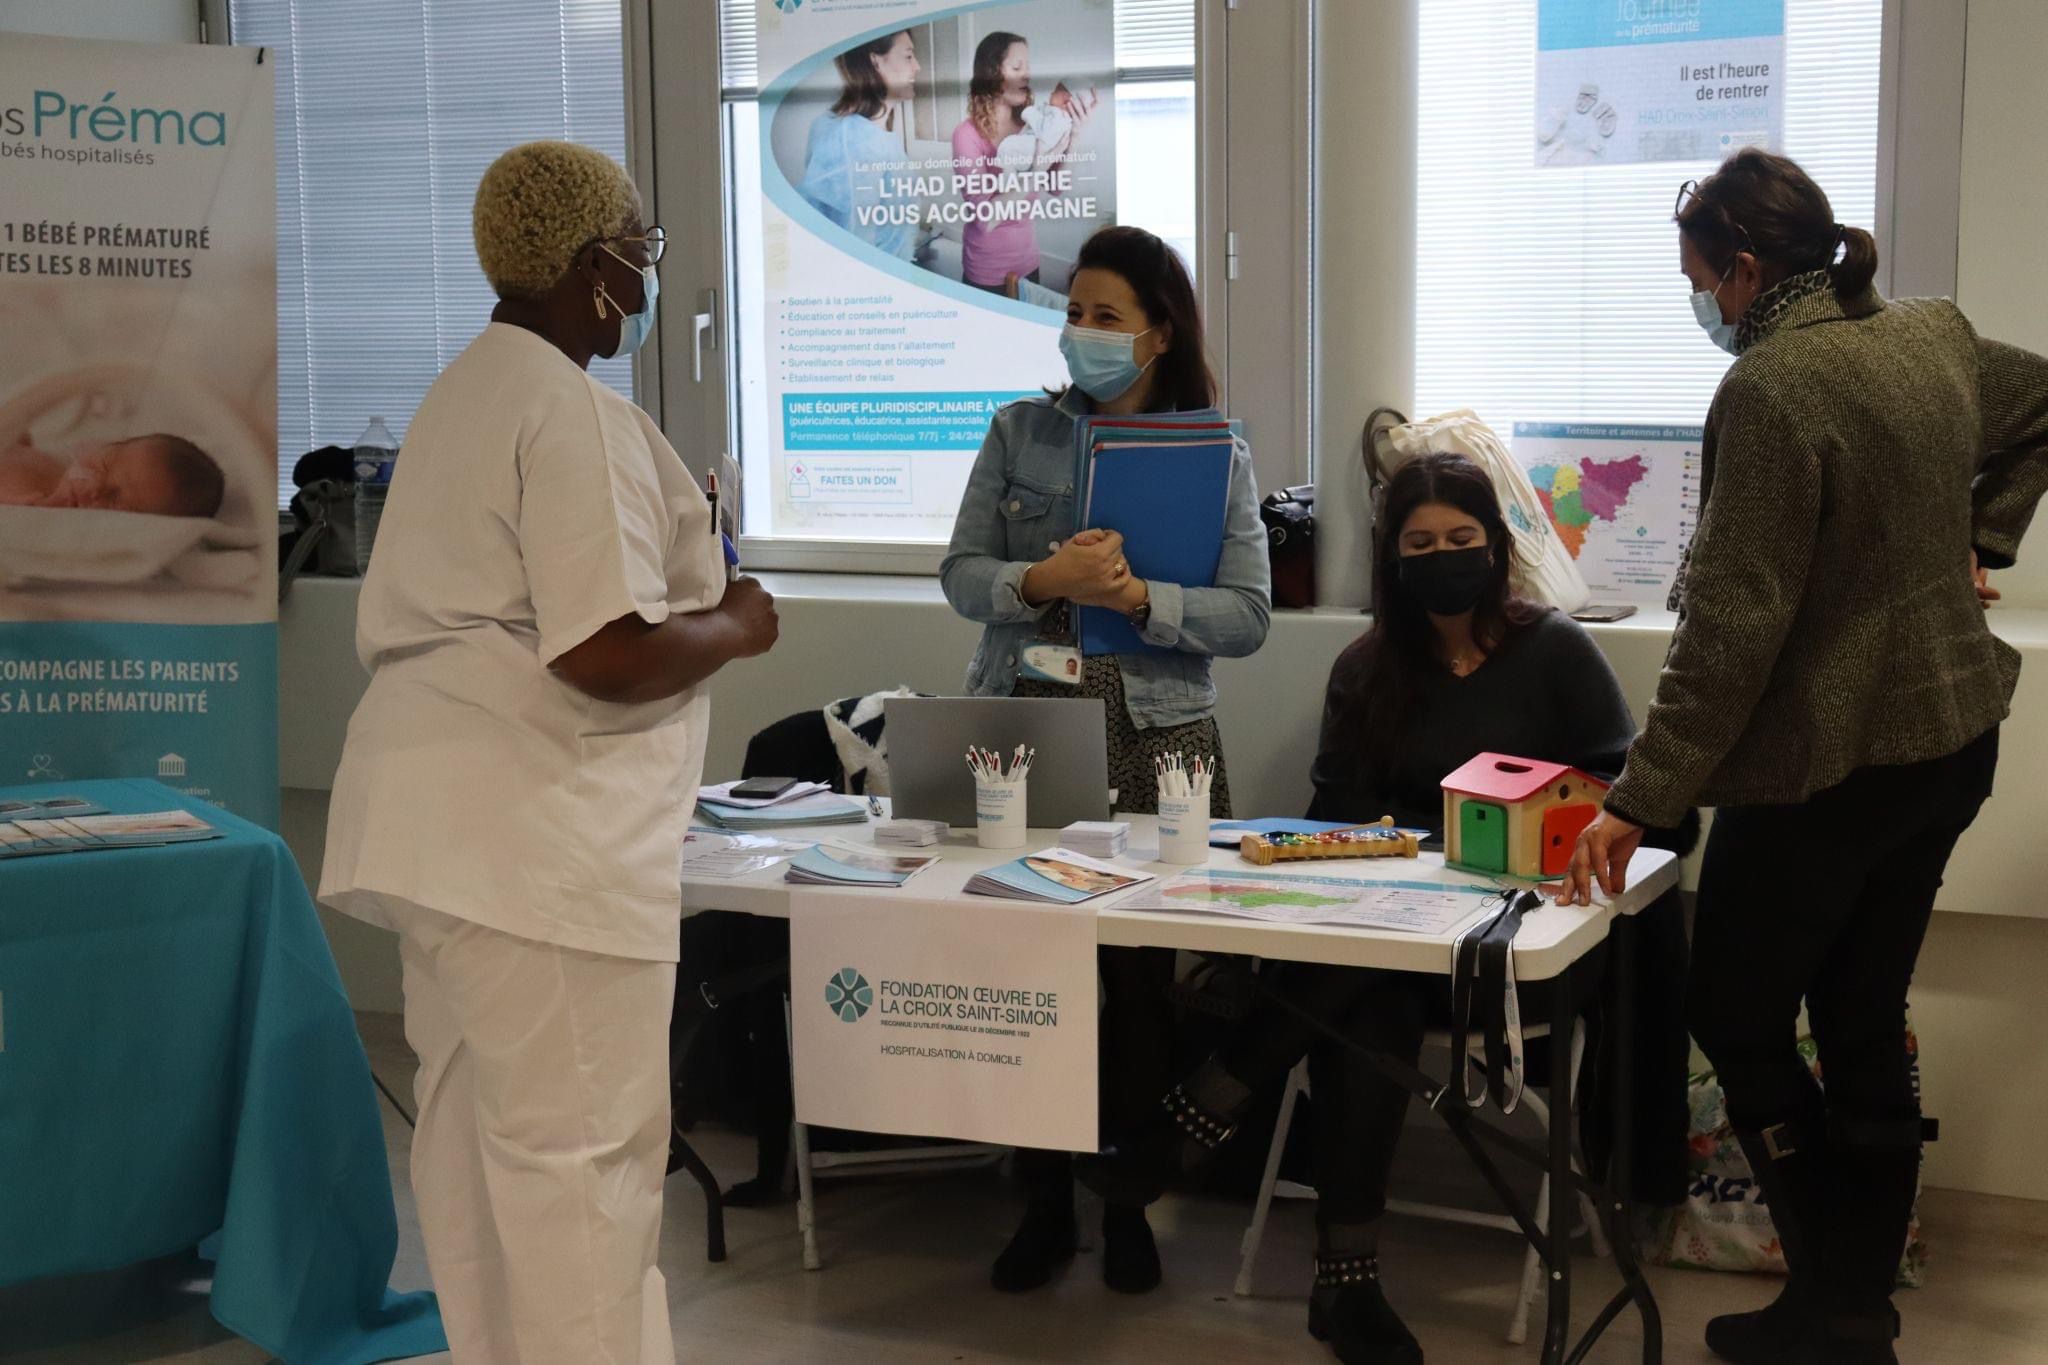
[
  {"xmin": 1705, "ymin": 1123, "xmax": 1825, "ymax": 1363},
  {"xmin": 1075, "ymin": 1079, "xmax": 1243, "ymax": 1206},
  {"xmin": 1306, "ymin": 1255, "xmax": 1422, "ymax": 1365},
  {"xmin": 1101, "ymin": 1203, "xmax": 1162, "ymax": 1294},
  {"xmin": 990, "ymin": 1198, "xmax": 1077, "ymax": 1293}
]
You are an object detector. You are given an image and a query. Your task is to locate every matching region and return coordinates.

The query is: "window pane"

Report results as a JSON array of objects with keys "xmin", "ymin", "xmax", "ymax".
[
  {"xmin": 1415, "ymin": 0, "xmax": 1880, "ymax": 429},
  {"xmin": 721, "ymin": 0, "xmax": 1198, "ymax": 548},
  {"xmin": 233, "ymin": 0, "xmax": 630, "ymax": 508}
]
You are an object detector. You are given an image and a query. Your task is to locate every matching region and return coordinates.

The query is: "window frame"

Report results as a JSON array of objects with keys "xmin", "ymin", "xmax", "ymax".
[{"xmin": 649, "ymin": 0, "xmax": 1312, "ymax": 576}]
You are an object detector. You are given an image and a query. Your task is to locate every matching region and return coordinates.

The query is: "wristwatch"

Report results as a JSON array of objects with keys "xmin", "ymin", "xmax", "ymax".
[{"xmin": 1126, "ymin": 594, "xmax": 1152, "ymax": 631}]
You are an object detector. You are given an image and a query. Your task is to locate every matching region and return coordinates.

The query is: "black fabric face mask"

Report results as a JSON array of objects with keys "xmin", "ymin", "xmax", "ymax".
[{"xmin": 1397, "ymin": 545, "xmax": 1494, "ymax": 616}]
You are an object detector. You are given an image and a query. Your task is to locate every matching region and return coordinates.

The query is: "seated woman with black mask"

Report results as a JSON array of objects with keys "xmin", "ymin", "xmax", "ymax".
[{"xmin": 1081, "ymin": 452, "xmax": 1684, "ymax": 1365}]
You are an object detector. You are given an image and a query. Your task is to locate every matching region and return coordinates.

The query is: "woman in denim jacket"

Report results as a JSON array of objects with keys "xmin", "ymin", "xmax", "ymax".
[{"xmin": 941, "ymin": 225, "xmax": 1271, "ymax": 1297}]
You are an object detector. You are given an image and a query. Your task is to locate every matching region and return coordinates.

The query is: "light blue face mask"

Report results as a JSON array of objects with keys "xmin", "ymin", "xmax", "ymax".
[
  {"xmin": 600, "ymin": 244, "xmax": 659, "ymax": 357},
  {"xmin": 1690, "ymin": 268, "xmax": 1739, "ymax": 355},
  {"xmin": 1059, "ymin": 322, "xmax": 1155, "ymax": 401}
]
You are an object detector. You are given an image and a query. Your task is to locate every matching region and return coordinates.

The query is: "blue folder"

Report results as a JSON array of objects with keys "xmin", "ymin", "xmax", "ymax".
[{"xmin": 1076, "ymin": 437, "xmax": 1235, "ymax": 655}]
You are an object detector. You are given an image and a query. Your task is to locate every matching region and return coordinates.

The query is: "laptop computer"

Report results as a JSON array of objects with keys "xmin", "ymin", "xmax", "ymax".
[{"xmin": 885, "ymin": 696, "xmax": 1113, "ymax": 829}]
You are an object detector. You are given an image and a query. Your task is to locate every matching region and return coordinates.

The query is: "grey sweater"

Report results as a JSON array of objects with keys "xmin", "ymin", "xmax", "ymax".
[{"xmin": 1607, "ymin": 283, "xmax": 2048, "ymax": 828}]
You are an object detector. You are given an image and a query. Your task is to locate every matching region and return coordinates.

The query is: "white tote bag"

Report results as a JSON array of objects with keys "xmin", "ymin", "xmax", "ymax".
[{"xmin": 1365, "ymin": 408, "xmax": 1591, "ymax": 614}]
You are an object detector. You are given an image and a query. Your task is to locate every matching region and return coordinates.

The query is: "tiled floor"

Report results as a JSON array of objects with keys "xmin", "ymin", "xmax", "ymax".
[{"xmin": 6, "ymin": 1013, "xmax": 2046, "ymax": 1364}]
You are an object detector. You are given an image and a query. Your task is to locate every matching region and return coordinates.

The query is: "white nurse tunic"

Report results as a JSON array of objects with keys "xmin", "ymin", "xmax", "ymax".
[
  {"xmin": 320, "ymin": 322, "xmax": 724, "ymax": 1365},
  {"xmin": 322, "ymin": 320, "xmax": 724, "ymax": 957}
]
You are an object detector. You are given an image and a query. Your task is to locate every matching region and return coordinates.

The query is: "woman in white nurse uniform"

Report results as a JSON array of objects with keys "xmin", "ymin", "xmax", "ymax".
[{"xmin": 320, "ymin": 141, "xmax": 779, "ymax": 1364}]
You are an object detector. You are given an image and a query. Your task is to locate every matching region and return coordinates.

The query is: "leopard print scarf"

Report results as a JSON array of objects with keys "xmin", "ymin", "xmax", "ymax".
[
  {"xmin": 1732, "ymin": 268, "xmax": 1833, "ymax": 356},
  {"xmin": 1666, "ymin": 269, "xmax": 1837, "ymax": 610}
]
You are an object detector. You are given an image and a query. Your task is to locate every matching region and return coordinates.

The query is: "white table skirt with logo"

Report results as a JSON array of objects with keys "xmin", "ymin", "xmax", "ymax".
[{"xmin": 680, "ymin": 807, "xmax": 1678, "ymax": 1365}]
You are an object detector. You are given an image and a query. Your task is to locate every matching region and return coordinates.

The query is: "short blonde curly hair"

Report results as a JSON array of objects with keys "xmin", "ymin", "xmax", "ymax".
[{"xmin": 473, "ymin": 140, "xmax": 641, "ymax": 300}]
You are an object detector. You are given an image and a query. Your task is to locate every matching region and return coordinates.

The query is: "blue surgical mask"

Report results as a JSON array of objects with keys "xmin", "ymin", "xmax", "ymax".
[
  {"xmin": 600, "ymin": 244, "xmax": 659, "ymax": 357},
  {"xmin": 1059, "ymin": 322, "xmax": 1155, "ymax": 401},
  {"xmin": 1690, "ymin": 269, "xmax": 1739, "ymax": 355}
]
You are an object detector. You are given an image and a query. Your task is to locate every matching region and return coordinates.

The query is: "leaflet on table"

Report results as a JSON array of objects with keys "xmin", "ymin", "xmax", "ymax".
[
  {"xmin": 964, "ymin": 848, "xmax": 1154, "ymax": 905},
  {"xmin": 1513, "ymin": 423, "xmax": 1702, "ymax": 606},
  {"xmin": 0, "ymin": 809, "xmax": 219, "ymax": 857},
  {"xmin": 1122, "ymin": 869, "xmax": 1498, "ymax": 935},
  {"xmin": 679, "ymin": 833, "xmax": 801, "ymax": 880},
  {"xmin": 695, "ymin": 791, "xmax": 869, "ymax": 831},
  {"xmin": 1536, "ymin": 0, "xmax": 1783, "ymax": 167},
  {"xmin": 752, "ymin": 0, "xmax": 1118, "ymax": 543},
  {"xmin": 697, "ymin": 779, "xmax": 834, "ymax": 809},
  {"xmin": 784, "ymin": 842, "xmax": 941, "ymax": 888},
  {"xmin": 0, "ymin": 796, "xmax": 109, "ymax": 822}
]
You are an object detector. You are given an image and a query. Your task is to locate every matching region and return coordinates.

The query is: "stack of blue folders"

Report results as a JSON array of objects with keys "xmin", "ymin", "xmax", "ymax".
[
  {"xmin": 695, "ymin": 792, "xmax": 868, "ymax": 831},
  {"xmin": 1071, "ymin": 409, "xmax": 1240, "ymax": 657}
]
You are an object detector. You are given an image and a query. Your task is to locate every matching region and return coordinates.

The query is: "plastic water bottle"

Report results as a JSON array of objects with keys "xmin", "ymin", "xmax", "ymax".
[{"xmin": 351, "ymin": 416, "xmax": 399, "ymax": 574}]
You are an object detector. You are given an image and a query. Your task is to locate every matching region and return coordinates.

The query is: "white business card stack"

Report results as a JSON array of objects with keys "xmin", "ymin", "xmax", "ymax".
[
  {"xmin": 1060, "ymin": 820, "xmax": 1130, "ymax": 860},
  {"xmin": 874, "ymin": 817, "xmax": 946, "ymax": 848}
]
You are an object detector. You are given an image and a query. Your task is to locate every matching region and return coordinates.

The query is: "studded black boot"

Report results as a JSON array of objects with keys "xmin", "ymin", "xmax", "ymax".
[
  {"xmin": 1306, "ymin": 1253, "xmax": 1423, "ymax": 1365},
  {"xmin": 1075, "ymin": 1067, "xmax": 1247, "ymax": 1207}
]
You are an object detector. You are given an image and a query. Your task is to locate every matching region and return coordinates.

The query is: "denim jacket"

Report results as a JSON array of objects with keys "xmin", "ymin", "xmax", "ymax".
[{"xmin": 939, "ymin": 390, "xmax": 1272, "ymax": 729}]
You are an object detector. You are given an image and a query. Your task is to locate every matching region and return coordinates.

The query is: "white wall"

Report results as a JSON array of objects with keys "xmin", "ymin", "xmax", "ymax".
[
  {"xmin": 0, "ymin": 0, "xmax": 197, "ymax": 44},
  {"xmin": 1957, "ymin": 0, "xmax": 2048, "ymax": 609}
]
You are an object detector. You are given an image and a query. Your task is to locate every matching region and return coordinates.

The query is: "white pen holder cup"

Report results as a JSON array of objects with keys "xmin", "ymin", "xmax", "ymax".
[
  {"xmin": 1156, "ymin": 791, "xmax": 1210, "ymax": 864},
  {"xmin": 975, "ymin": 779, "xmax": 1028, "ymax": 849}
]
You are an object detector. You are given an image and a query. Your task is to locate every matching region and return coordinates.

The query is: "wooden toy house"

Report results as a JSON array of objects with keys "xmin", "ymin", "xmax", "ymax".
[{"xmin": 1441, "ymin": 753, "xmax": 1608, "ymax": 879}]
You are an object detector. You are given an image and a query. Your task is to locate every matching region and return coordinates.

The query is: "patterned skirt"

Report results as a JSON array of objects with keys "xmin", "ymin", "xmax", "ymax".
[{"xmin": 1012, "ymin": 647, "xmax": 1233, "ymax": 819}]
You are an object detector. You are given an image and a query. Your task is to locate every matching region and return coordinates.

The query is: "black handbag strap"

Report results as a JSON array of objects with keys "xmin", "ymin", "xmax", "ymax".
[{"xmin": 277, "ymin": 495, "xmax": 332, "ymax": 605}]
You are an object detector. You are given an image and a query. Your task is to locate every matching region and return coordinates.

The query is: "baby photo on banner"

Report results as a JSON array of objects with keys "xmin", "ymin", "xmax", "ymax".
[
  {"xmin": 0, "ymin": 35, "xmax": 279, "ymax": 824},
  {"xmin": 755, "ymin": 0, "xmax": 1118, "ymax": 542}
]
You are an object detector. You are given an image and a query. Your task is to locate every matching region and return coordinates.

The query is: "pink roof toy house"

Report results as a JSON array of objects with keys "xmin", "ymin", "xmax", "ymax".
[{"xmin": 1441, "ymin": 753, "xmax": 1608, "ymax": 879}]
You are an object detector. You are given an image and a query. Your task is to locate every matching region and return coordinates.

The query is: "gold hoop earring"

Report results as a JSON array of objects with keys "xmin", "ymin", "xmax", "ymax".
[{"xmin": 593, "ymin": 284, "xmax": 610, "ymax": 320}]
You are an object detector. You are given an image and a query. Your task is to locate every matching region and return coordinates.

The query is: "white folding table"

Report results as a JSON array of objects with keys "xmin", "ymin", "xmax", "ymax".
[{"xmin": 678, "ymin": 812, "xmax": 1678, "ymax": 1365}]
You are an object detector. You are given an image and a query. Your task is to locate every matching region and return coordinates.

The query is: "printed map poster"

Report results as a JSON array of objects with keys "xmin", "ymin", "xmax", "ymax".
[
  {"xmin": 0, "ymin": 36, "xmax": 278, "ymax": 825},
  {"xmin": 1536, "ymin": 0, "xmax": 1783, "ymax": 167},
  {"xmin": 756, "ymin": 0, "xmax": 1116, "ymax": 541},
  {"xmin": 1514, "ymin": 423, "xmax": 1701, "ymax": 607}
]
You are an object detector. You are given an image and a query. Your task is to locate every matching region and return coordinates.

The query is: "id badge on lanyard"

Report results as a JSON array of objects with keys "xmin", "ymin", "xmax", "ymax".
[{"xmin": 1019, "ymin": 642, "xmax": 1083, "ymax": 686}]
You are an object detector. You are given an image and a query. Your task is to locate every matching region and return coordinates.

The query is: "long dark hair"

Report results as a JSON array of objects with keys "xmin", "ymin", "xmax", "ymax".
[
  {"xmin": 1336, "ymin": 453, "xmax": 1540, "ymax": 770},
  {"xmin": 968, "ymin": 31, "xmax": 1026, "ymax": 141},
  {"xmin": 1063, "ymin": 226, "xmax": 1216, "ymax": 413},
  {"xmin": 1677, "ymin": 147, "xmax": 1879, "ymax": 301},
  {"xmin": 832, "ymin": 31, "xmax": 910, "ymax": 120}
]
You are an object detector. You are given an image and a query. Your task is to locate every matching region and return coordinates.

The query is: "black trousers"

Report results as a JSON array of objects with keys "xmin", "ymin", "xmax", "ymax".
[
  {"xmin": 1216, "ymin": 959, "xmax": 1599, "ymax": 1228},
  {"xmin": 1016, "ymin": 944, "xmax": 1178, "ymax": 1200},
  {"xmin": 1688, "ymin": 727, "xmax": 1999, "ymax": 1138}
]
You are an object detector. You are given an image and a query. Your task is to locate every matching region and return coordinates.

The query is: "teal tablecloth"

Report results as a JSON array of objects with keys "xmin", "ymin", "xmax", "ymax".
[{"xmin": 0, "ymin": 780, "xmax": 445, "ymax": 1364}]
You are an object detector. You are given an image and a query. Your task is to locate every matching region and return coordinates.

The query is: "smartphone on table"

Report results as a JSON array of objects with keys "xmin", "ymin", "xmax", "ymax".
[{"xmin": 731, "ymin": 776, "xmax": 801, "ymax": 800}]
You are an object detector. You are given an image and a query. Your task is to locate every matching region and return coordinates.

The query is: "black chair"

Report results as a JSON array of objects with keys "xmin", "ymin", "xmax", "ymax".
[{"xmin": 667, "ymin": 709, "xmax": 846, "ymax": 1261}]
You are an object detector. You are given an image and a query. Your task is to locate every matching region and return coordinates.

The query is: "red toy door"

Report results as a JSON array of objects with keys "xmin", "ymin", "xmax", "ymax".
[{"xmin": 1541, "ymin": 804, "xmax": 1598, "ymax": 876}]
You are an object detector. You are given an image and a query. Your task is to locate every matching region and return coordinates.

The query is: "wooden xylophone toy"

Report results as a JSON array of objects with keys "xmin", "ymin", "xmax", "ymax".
[{"xmin": 1238, "ymin": 817, "xmax": 1421, "ymax": 865}]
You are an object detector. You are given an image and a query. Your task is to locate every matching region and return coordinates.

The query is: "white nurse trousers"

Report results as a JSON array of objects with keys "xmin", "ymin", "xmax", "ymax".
[{"xmin": 395, "ymin": 903, "xmax": 677, "ymax": 1365}]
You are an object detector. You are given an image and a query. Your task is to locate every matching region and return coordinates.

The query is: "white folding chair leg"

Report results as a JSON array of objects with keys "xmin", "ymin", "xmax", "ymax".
[
  {"xmin": 1236, "ymin": 1060, "xmax": 1310, "ymax": 1296},
  {"xmin": 784, "ymin": 995, "xmax": 821, "ymax": 1271},
  {"xmin": 1508, "ymin": 1171, "xmax": 1551, "ymax": 1345}
]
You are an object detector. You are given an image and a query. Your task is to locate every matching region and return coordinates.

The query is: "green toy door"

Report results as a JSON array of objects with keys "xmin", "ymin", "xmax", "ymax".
[{"xmin": 1459, "ymin": 800, "xmax": 1508, "ymax": 872}]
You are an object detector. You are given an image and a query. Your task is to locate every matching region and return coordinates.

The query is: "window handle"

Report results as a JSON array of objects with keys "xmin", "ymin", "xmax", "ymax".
[{"xmin": 692, "ymin": 287, "xmax": 718, "ymax": 384}]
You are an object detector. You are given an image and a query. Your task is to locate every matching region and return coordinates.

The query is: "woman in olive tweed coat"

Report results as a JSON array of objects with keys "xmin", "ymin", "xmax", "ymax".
[{"xmin": 1562, "ymin": 149, "xmax": 2048, "ymax": 1364}]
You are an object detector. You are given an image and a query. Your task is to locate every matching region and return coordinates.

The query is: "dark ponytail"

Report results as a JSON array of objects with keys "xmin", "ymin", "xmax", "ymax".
[
  {"xmin": 1677, "ymin": 147, "xmax": 1879, "ymax": 302},
  {"xmin": 1832, "ymin": 223, "xmax": 1879, "ymax": 297}
]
